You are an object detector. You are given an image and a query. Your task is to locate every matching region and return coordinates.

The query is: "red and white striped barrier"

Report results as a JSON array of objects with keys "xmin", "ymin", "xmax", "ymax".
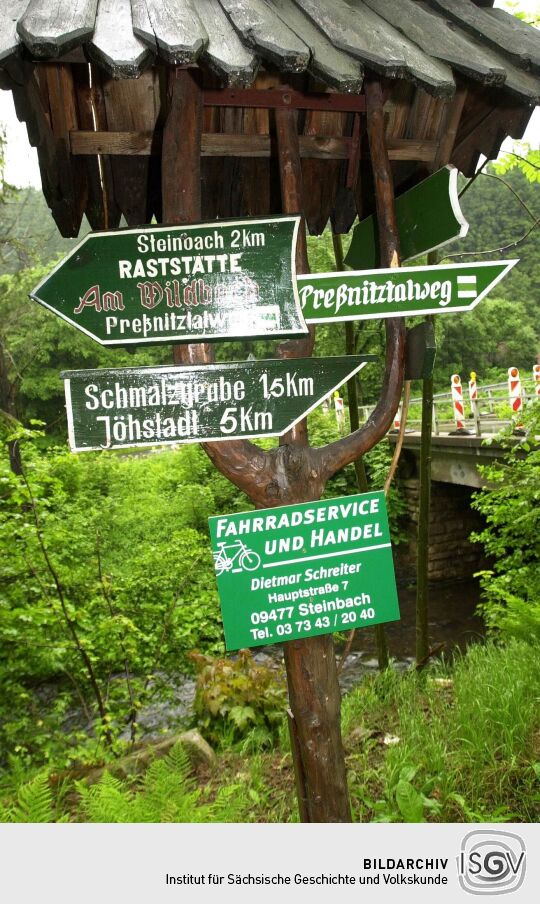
[
  {"xmin": 534, "ymin": 364, "xmax": 540, "ymax": 398},
  {"xmin": 392, "ymin": 403, "xmax": 402, "ymax": 432},
  {"xmin": 508, "ymin": 366, "xmax": 523, "ymax": 415},
  {"xmin": 451, "ymin": 373, "xmax": 467, "ymax": 432}
]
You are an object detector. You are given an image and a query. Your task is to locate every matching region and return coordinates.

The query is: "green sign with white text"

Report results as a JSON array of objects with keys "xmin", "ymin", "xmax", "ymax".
[
  {"xmin": 62, "ymin": 357, "xmax": 372, "ymax": 452},
  {"xmin": 209, "ymin": 492, "xmax": 400, "ymax": 651},
  {"xmin": 31, "ymin": 216, "xmax": 308, "ymax": 345},
  {"xmin": 298, "ymin": 260, "xmax": 517, "ymax": 324}
]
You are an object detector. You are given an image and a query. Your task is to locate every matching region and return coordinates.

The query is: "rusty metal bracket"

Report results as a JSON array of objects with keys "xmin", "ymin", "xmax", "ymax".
[{"xmin": 203, "ymin": 87, "xmax": 366, "ymax": 113}]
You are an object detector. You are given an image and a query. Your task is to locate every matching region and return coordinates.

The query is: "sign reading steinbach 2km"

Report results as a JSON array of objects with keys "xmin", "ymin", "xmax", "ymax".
[
  {"xmin": 31, "ymin": 216, "xmax": 307, "ymax": 345},
  {"xmin": 62, "ymin": 357, "xmax": 371, "ymax": 452},
  {"xmin": 209, "ymin": 492, "xmax": 400, "ymax": 651},
  {"xmin": 298, "ymin": 260, "xmax": 517, "ymax": 324}
]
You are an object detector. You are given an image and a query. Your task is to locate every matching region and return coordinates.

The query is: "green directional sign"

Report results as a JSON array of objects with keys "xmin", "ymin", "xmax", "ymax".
[
  {"xmin": 31, "ymin": 216, "xmax": 308, "ymax": 345},
  {"xmin": 62, "ymin": 357, "xmax": 373, "ymax": 452},
  {"xmin": 345, "ymin": 166, "xmax": 468, "ymax": 269},
  {"xmin": 209, "ymin": 492, "xmax": 400, "ymax": 651},
  {"xmin": 298, "ymin": 260, "xmax": 517, "ymax": 323}
]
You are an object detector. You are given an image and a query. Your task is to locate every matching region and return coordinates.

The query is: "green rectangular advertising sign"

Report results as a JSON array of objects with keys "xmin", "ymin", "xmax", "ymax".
[{"xmin": 209, "ymin": 492, "xmax": 400, "ymax": 651}]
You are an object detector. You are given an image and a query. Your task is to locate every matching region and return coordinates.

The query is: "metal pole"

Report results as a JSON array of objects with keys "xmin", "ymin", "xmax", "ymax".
[
  {"xmin": 333, "ymin": 234, "xmax": 389, "ymax": 671},
  {"xmin": 415, "ymin": 259, "xmax": 435, "ymax": 666}
]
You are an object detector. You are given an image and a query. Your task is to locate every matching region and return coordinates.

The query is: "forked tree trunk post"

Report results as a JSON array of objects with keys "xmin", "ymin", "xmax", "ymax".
[{"xmin": 161, "ymin": 69, "xmax": 405, "ymax": 823}]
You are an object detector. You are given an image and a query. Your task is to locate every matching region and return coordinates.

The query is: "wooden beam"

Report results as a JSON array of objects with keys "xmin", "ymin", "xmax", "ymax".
[
  {"xmin": 203, "ymin": 87, "xmax": 366, "ymax": 112},
  {"xmin": 70, "ymin": 129, "xmax": 439, "ymax": 161}
]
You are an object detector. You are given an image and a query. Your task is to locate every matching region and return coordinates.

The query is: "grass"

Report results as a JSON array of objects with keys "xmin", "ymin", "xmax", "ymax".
[
  {"xmin": 344, "ymin": 639, "xmax": 540, "ymax": 822},
  {"xmin": 1, "ymin": 639, "xmax": 538, "ymax": 822}
]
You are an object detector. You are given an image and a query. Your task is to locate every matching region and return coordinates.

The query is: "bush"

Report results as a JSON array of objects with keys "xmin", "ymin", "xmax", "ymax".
[
  {"xmin": 189, "ymin": 649, "xmax": 287, "ymax": 747},
  {"xmin": 471, "ymin": 402, "xmax": 540, "ymax": 641}
]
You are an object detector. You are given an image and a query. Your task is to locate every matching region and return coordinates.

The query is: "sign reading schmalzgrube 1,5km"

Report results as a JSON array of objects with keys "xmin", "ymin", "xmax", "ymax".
[
  {"xmin": 298, "ymin": 260, "xmax": 518, "ymax": 324},
  {"xmin": 62, "ymin": 357, "xmax": 372, "ymax": 452},
  {"xmin": 31, "ymin": 216, "xmax": 307, "ymax": 345},
  {"xmin": 209, "ymin": 492, "xmax": 400, "ymax": 651}
]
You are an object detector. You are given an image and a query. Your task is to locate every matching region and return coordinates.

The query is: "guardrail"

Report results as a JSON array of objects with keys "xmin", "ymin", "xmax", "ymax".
[{"xmin": 357, "ymin": 367, "xmax": 539, "ymax": 438}]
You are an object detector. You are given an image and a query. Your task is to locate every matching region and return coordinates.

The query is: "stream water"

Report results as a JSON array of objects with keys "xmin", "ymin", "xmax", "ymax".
[
  {"xmin": 30, "ymin": 578, "xmax": 484, "ymax": 743},
  {"xmin": 122, "ymin": 577, "xmax": 484, "ymax": 738}
]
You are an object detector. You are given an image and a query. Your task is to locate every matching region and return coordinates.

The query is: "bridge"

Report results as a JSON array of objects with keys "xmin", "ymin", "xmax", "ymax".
[
  {"xmin": 361, "ymin": 372, "xmax": 538, "ymax": 489},
  {"xmin": 378, "ymin": 371, "xmax": 537, "ymax": 583}
]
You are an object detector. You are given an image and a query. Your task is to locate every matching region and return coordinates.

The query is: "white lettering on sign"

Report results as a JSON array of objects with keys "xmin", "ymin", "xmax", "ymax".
[
  {"xmin": 299, "ymin": 277, "xmax": 453, "ymax": 313},
  {"xmin": 83, "ymin": 375, "xmax": 249, "ymax": 414},
  {"xmin": 117, "ymin": 254, "xmax": 242, "ymax": 279},
  {"xmin": 136, "ymin": 229, "xmax": 225, "ymax": 254},
  {"xmin": 215, "ymin": 497, "xmax": 380, "ymax": 539}
]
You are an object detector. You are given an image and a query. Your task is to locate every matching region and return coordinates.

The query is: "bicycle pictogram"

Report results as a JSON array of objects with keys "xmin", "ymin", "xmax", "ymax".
[{"xmin": 213, "ymin": 540, "xmax": 261, "ymax": 576}]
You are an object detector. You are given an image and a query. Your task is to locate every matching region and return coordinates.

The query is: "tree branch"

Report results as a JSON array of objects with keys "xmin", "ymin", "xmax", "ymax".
[
  {"xmin": 314, "ymin": 80, "xmax": 406, "ymax": 483},
  {"xmin": 161, "ymin": 69, "xmax": 274, "ymax": 502}
]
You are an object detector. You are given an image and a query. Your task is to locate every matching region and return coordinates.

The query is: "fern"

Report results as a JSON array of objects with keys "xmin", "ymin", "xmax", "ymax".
[
  {"xmin": 1, "ymin": 743, "xmax": 250, "ymax": 823},
  {"xmin": 76, "ymin": 772, "xmax": 134, "ymax": 823},
  {"xmin": 74, "ymin": 742, "xmax": 248, "ymax": 823},
  {"xmin": 1, "ymin": 774, "xmax": 55, "ymax": 823}
]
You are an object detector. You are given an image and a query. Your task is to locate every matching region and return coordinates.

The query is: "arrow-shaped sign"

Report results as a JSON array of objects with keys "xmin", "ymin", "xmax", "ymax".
[
  {"xmin": 298, "ymin": 260, "xmax": 517, "ymax": 324},
  {"xmin": 62, "ymin": 357, "xmax": 373, "ymax": 453},
  {"xmin": 345, "ymin": 165, "xmax": 469, "ymax": 269},
  {"xmin": 31, "ymin": 216, "xmax": 308, "ymax": 346}
]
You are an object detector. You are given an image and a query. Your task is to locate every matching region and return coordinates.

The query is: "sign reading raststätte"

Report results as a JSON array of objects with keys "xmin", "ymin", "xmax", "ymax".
[
  {"xmin": 209, "ymin": 492, "xmax": 400, "ymax": 651},
  {"xmin": 31, "ymin": 216, "xmax": 307, "ymax": 345}
]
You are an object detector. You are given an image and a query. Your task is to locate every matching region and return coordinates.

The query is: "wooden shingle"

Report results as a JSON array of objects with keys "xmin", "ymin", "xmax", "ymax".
[
  {"xmin": 89, "ymin": 0, "xmax": 153, "ymax": 78},
  {"xmin": 17, "ymin": 0, "xmax": 98, "ymax": 58},
  {"xmin": 219, "ymin": 0, "xmax": 311, "ymax": 72},
  {"xmin": 292, "ymin": 0, "xmax": 455, "ymax": 97},
  {"xmin": 426, "ymin": 0, "xmax": 540, "ymax": 73}
]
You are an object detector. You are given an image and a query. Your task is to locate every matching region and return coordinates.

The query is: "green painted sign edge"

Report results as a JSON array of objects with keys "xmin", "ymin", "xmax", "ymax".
[
  {"xmin": 299, "ymin": 259, "xmax": 518, "ymax": 324},
  {"xmin": 29, "ymin": 215, "xmax": 309, "ymax": 346}
]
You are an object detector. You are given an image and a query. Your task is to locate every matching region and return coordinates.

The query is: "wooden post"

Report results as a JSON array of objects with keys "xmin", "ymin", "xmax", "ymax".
[
  {"xmin": 364, "ymin": 81, "xmax": 403, "ymax": 672},
  {"xmin": 415, "ymin": 307, "xmax": 434, "ymax": 666},
  {"xmin": 275, "ymin": 107, "xmax": 351, "ymax": 824},
  {"xmin": 334, "ymin": 233, "xmax": 389, "ymax": 671},
  {"xmin": 161, "ymin": 70, "xmax": 405, "ymax": 825},
  {"xmin": 415, "ymin": 89, "xmax": 466, "ymax": 666},
  {"xmin": 162, "ymin": 73, "xmax": 350, "ymax": 823}
]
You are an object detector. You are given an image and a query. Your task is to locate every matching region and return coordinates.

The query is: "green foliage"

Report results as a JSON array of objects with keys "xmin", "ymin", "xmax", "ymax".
[
  {"xmin": 345, "ymin": 639, "xmax": 540, "ymax": 823},
  {"xmin": 471, "ymin": 403, "xmax": 540, "ymax": 640},
  {"xmin": 0, "ymin": 430, "xmax": 245, "ymax": 768},
  {"xmin": 3, "ymin": 639, "xmax": 537, "ymax": 823},
  {"xmin": 429, "ymin": 166, "xmax": 539, "ymax": 389},
  {"xmin": 1, "ymin": 743, "xmax": 248, "ymax": 823},
  {"xmin": 494, "ymin": 144, "xmax": 540, "ymax": 184},
  {"xmin": 75, "ymin": 742, "xmax": 248, "ymax": 822},
  {"xmin": 0, "ymin": 773, "xmax": 56, "ymax": 823},
  {"xmin": 0, "ymin": 187, "xmax": 89, "ymax": 272},
  {"xmin": 189, "ymin": 649, "xmax": 287, "ymax": 747}
]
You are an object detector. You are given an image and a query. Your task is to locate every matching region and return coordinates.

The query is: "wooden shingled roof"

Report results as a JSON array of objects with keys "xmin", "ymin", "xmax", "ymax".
[
  {"xmin": 1, "ymin": 0, "xmax": 539, "ymax": 98},
  {"xmin": 0, "ymin": 0, "xmax": 539, "ymax": 238}
]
